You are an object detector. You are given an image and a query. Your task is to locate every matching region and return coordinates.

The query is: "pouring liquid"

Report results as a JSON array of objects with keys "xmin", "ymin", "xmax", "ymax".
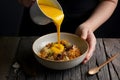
[
  {"xmin": 37, "ymin": 1, "xmax": 64, "ymax": 45},
  {"xmin": 39, "ymin": 5, "xmax": 64, "ymax": 44},
  {"xmin": 37, "ymin": 0, "xmax": 64, "ymax": 52}
]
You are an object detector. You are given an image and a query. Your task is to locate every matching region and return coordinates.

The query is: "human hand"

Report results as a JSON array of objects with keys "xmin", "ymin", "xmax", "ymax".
[
  {"xmin": 18, "ymin": 0, "xmax": 36, "ymax": 7},
  {"xmin": 75, "ymin": 25, "xmax": 96, "ymax": 64}
]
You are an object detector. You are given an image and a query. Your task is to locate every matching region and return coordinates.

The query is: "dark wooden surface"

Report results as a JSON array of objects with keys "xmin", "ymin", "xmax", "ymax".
[{"xmin": 0, "ymin": 37, "xmax": 120, "ymax": 80}]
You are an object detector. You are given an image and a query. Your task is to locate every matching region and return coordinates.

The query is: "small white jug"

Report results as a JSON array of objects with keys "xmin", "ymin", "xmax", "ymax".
[{"xmin": 30, "ymin": 0, "xmax": 63, "ymax": 25}]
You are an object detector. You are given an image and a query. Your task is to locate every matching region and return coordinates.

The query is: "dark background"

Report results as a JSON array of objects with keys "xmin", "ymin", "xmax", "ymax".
[{"xmin": 0, "ymin": 0, "xmax": 120, "ymax": 37}]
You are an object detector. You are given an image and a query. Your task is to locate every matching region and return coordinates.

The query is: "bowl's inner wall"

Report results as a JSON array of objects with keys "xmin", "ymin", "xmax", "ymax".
[{"xmin": 33, "ymin": 33, "xmax": 88, "ymax": 56}]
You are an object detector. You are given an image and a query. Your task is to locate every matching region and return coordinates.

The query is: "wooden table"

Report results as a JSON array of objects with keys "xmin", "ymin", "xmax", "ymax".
[{"xmin": 0, "ymin": 37, "xmax": 120, "ymax": 80}]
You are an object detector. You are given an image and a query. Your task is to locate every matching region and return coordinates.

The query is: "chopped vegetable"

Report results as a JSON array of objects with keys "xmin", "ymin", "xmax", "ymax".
[{"xmin": 38, "ymin": 40, "xmax": 81, "ymax": 61}]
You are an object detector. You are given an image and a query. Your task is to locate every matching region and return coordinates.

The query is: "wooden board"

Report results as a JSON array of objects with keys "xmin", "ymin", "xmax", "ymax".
[{"xmin": 1, "ymin": 37, "xmax": 119, "ymax": 80}]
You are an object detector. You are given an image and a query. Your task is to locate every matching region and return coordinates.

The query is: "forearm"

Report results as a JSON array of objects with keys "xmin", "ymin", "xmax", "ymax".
[{"xmin": 81, "ymin": 0, "xmax": 118, "ymax": 32}]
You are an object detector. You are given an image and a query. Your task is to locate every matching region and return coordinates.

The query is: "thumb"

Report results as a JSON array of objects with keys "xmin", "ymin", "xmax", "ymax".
[{"xmin": 80, "ymin": 29, "xmax": 88, "ymax": 40}]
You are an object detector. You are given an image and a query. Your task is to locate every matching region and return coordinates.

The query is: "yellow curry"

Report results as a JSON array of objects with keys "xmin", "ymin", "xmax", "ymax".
[{"xmin": 37, "ymin": 0, "xmax": 64, "ymax": 53}]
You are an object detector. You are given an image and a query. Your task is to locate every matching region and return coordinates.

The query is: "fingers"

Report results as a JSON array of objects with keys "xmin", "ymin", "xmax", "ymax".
[{"xmin": 82, "ymin": 31, "xmax": 96, "ymax": 64}]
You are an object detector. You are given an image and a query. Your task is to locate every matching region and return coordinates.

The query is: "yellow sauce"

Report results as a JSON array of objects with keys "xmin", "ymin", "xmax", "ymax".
[
  {"xmin": 51, "ymin": 43, "xmax": 64, "ymax": 54},
  {"xmin": 39, "ymin": 5, "xmax": 64, "ymax": 44},
  {"xmin": 37, "ymin": 0, "xmax": 64, "ymax": 53},
  {"xmin": 38, "ymin": 0, "xmax": 59, "ymax": 9}
]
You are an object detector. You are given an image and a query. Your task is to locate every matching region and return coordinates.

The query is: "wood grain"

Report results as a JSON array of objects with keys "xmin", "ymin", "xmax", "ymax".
[{"xmin": 1, "ymin": 37, "xmax": 120, "ymax": 80}]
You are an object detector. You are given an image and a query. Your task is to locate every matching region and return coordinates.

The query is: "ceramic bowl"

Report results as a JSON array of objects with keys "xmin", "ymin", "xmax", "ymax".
[{"xmin": 32, "ymin": 32, "xmax": 89, "ymax": 70}]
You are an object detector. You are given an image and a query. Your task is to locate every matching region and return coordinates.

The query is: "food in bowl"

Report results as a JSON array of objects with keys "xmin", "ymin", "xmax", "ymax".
[
  {"xmin": 32, "ymin": 32, "xmax": 89, "ymax": 70},
  {"xmin": 38, "ymin": 40, "xmax": 81, "ymax": 61}
]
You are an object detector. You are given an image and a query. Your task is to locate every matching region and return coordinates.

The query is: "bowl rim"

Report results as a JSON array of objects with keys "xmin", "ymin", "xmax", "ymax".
[{"xmin": 32, "ymin": 32, "xmax": 89, "ymax": 63}]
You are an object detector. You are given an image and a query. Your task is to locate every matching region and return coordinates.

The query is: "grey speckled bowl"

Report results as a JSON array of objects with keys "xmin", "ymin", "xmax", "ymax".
[{"xmin": 32, "ymin": 32, "xmax": 89, "ymax": 70}]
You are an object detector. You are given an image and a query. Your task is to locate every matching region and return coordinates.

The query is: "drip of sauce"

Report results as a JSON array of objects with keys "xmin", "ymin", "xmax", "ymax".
[{"xmin": 37, "ymin": 0, "xmax": 64, "ymax": 45}]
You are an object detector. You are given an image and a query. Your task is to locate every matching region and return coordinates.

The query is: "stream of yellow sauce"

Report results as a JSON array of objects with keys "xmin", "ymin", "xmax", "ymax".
[
  {"xmin": 39, "ymin": 5, "xmax": 64, "ymax": 44},
  {"xmin": 38, "ymin": 0, "xmax": 64, "ymax": 44},
  {"xmin": 37, "ymin": 0, "xmax": 64, "ymax": 53}
]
